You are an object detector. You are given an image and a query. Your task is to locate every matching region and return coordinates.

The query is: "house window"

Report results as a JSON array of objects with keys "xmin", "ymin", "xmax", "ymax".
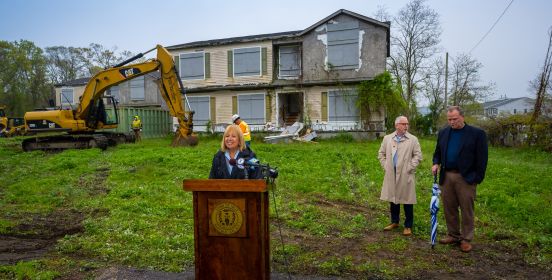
[
  {"xmin": 279, "ymin": 45, "xmax": 301, "ymax": 77},
  {"xmin": 188, "ymin": 96, "xmax": 210, "ymax": 126},
  {"xmin": 130, "ymin": 76, "xmax": 145, "ymax": 100},
  {"xmin": 238, "ymin": 94, "xmax": 265, "ymax": 124},
  {"xmin": 328, "ymin": 90, "xmax": 359, "ymax": 121},
  {"xmin": 61, "ymin": 88, "xmax": 74, "ymax": 104},
  {"xmin": 327, "ymin": 21, "xmax": 359, "ymax": 69},
  {"xmin": 107, "ymin": 86, "xmax": 119, "ymax": 100},
  {"xmin": 180, "ymin": 52, "xmax": 205, "ymax": 80},
  {"xmin": 234, "ymin": 47, "xmax": 261, "ymax": 77}
]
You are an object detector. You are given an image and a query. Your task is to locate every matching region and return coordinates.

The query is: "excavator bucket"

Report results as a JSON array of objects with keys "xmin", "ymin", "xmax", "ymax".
[
  {"xmin": 171, "ymin": 115, "xmax": 198, "ymax": 146},
  {"xmin": 172, "ymin": 132, "xmax": 199, "ymax": 147}
]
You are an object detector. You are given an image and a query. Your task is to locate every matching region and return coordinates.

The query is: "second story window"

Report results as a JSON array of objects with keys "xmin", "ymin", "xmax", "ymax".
[
  {"xmin": 61, "ymin": 88, "xmax": 74, "ymax": 104},
  {"xmin": 279, "ymin": 45, "xmax": 301, "ymax": 78},
  {"xmin": 327, "ymin": 21, "xmax": 359, "ymax": 69},
  {"xmin": 180, "ymin": 52, "xmax": 205, "ymax": 80},
  {"xmin": 234, "ymin": 47, "xmax": 261, "ymax": 77},
  {"xmin": 130, "ymin": 76, "xmax": 145, "ymax": 101}
]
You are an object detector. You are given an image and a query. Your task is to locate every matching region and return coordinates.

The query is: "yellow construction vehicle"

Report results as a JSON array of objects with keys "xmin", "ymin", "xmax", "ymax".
[
  {"xmin": 0, "ymin": 105, "xmax": 26, "ymax": 137},
  {"xmin": 22, "ymin": 45, "xmax": 197, "ymax": 151}
]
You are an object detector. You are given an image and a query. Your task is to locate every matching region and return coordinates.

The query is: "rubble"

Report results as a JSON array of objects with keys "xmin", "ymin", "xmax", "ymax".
[{"xmin": 264, "ymin": 122, "xmax": 317, "ymax": 143}]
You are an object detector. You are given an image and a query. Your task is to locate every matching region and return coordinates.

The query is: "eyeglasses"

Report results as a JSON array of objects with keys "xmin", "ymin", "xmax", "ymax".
[{"xmin": 398, "ymin": 123, "xmax": 409, "ymax": 125}]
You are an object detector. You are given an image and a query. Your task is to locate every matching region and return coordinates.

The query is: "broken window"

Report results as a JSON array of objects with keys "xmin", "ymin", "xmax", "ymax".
[
  {"xmin": 279, "ymin": 45, "xmax": 301, "ymax": 77},
  {"xmin": 327, "ymin": 21, "xmax": 359, "ymax": 69},
  {"xmin": 238, "ymin": 93, "xmax": 265, "ymax": 124},
  {"xmin": 234, "ymin": 47, "xmax": 261, "ymax": 77},
  {"xmin": 328, "ymin": 90, "xmax": 359, "ymax": 121},
  {"xmin": 180, "ymin": 52, "xmax": 205, "ymax": 80}
]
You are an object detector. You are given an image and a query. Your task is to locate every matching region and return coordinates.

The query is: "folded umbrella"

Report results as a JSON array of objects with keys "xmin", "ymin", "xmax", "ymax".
[{"xmin": 430, "ymin": 175, "xmax": 441, "ymax": 249}]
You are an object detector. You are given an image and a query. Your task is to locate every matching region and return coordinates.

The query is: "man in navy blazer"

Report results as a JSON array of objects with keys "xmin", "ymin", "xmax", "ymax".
[{"xmin": 432, "ymin": 106, "xmax": 488, "ymax": 253}]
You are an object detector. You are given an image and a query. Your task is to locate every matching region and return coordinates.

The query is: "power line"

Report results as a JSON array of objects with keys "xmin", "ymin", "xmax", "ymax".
[{"xmin": 469, "ymin": 0, "xmax": 514, "ymax": 54}]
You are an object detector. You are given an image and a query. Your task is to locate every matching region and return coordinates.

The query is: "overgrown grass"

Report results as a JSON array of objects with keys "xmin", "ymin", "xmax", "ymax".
[{"xmin": 0, "ymin": 135, "xmax": 550, "ymax": 278}]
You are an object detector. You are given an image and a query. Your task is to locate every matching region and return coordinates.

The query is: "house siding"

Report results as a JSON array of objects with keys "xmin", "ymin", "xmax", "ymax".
[{"xmin": 176, "ymin": 41, "xmax": 273, "ymax": 89}]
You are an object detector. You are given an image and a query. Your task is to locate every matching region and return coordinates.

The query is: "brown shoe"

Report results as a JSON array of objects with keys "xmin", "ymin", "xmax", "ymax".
[
  {"xmin": 439, "ymin": 236, "xmax": 460, "ymax": 244},
  {"xmin": 460, "ymin": 241, "xmax": 472, "ymax": 252},
  {"xmin": 383, "ymin": 223, "xmax": 399, "ymax": 231},
  {"xmin": 403, "ymin": 228, "xmax": 412, "ymax": 236}
]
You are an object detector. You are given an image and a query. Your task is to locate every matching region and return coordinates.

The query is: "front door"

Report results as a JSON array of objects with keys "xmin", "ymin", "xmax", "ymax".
[{"xmin": 278, "ymin": 92, "xmax": 303, "ymax": 126}]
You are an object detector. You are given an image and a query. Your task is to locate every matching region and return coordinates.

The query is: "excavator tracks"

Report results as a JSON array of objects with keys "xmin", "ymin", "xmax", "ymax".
[{"xmin": 22, "ymin": 133, "xmax": 134, "ymax": 152}]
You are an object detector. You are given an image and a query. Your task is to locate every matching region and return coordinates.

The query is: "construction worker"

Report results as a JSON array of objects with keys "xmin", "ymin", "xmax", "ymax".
[
  {"xmin": 232, "ymin": 114, "xmax": 251, "ymax": 150},
  {"xmin": 131, "ymin": 115, "xmax": 143, "ymax": 142}
]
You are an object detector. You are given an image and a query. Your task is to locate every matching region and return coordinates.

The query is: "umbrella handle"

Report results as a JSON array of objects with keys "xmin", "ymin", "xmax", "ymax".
[{"xmin": 433, "ymin": 175, "xmax": 438, "ymax": 184}]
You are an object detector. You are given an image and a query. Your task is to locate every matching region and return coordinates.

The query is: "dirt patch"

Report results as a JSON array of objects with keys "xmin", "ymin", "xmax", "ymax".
[
  {"xmin": 0, "ymin": 209, "xmax": 85, "ymax": 264},
  {"xmin": 0, "ymin": 167, "xmax": 110, "ymax": 265},
  {"xmin": 271, "ymin": 197, "xmax": 551, "ymax": 279}
]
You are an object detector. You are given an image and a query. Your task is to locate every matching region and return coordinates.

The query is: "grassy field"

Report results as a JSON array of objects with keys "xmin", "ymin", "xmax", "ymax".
[{"xmin": 0, "ymin": 134, "xmax": 551, "ymax": 279}]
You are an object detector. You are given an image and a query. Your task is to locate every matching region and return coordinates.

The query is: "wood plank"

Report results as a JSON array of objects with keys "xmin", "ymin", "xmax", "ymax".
[{"xmin": 183, "ymin": 179, "xmax": 267, "ymax": 192}]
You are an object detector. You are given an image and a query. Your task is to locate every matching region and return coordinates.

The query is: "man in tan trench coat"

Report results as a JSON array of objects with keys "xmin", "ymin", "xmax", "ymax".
[{"xmin": 378, "ymin": 116, "xmax": 423, "ymax": 236}]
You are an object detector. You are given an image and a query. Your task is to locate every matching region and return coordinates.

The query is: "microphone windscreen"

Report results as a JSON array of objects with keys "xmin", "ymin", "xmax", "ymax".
[{"xmin": 229, "ymin": 158, "xmax": 236, "ymax": 166}]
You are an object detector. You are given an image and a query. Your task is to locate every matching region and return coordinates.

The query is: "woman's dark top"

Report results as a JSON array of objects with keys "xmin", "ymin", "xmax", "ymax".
[{"xmin": 209, "ymin": 149, "xmax": 262, "ymax": 179}]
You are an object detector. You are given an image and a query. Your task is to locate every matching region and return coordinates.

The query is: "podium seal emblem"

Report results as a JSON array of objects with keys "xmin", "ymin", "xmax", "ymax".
[{"xmin": 211, "ymin": 202, "xmax": 243, "ymax": 235}]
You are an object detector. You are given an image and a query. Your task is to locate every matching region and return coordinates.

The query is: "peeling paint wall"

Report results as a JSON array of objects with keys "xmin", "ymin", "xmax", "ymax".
[{"xmin": 302, "ymin": 14, "xmax": 388, "ymax": 82}]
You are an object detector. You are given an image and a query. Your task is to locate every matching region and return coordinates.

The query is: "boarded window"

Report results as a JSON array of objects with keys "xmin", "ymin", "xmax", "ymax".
[
  {"xmin": 328, "ymin": 90, "xmax": 359, "ymax": 121},
  {"xmin": 238, "ymin": 94, "xmax": 265, "ymax": 124},
  {"xmin": 188, "ymin": 96, "xmax": 210, "ymax": 125},
  {"xmin": 180, "ymin": 52, "xmax": 205, "ymax": 80},
  {"xmin": 130, "ymin": 76, "xmax": 145, "ymax": 100},
  {"xmin": 327, "ymin": 21, "xmax": 359, "ymax": 69},
  {"xmin": 279, "ymin": 45, "xmax": 301, "ymax": 77},
  {"xmin": 234, "ymin": 47, "xmax": 261, "ymax": 77},
  {"xmin": 61, "ymin": 88, "xmax": 74, "ymax": 104}
]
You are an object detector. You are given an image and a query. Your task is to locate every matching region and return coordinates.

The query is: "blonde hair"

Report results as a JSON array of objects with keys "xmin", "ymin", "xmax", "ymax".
[{"xmin": 220, "ymin": 124, "xmax": 246, "ymax": 152}]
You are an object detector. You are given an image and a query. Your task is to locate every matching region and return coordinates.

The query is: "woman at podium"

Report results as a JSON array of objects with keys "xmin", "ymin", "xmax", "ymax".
[{"xmin": 209, "ymin": 125, "xmax": 262, "ymax": 179}]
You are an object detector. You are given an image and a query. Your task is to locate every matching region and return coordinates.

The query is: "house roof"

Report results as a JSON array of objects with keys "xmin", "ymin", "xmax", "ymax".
[
  {"xmin": 55, "ymin": 77, "xmax": 90, "ymax": 87},
  {"xmin": 55, "ymin": 72, "xmax": 161, "ymax": 88},
  {"xmin": 483, "ymin": 97, "xmax": 534, "ymax": 108},
  {"xmin": 166, "ymin": 9, "xmax": 390, "ymax": 55},
  {"xmin": 166, "ymin": 31, "xmax": 301, "ymax": 50}
]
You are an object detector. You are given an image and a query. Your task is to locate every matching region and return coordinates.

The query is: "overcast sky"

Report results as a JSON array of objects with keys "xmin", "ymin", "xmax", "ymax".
[{"xmin": 1, "ymin": 0, "xmax": 551, "ymax": 103}]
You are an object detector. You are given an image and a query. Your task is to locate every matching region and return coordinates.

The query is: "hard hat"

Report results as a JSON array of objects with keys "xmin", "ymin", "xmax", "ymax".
[{"xmin": 232, "ymin": 114, "xmax": 240, "ymax": 123}]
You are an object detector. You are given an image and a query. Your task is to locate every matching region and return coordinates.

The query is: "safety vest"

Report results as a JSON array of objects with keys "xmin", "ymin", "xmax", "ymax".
[
  {"xmin": 132, "ymin": 119, "xmax": 142, "ymax": 129},
  {"xmin": 238, "ymin": 121, "xmax": 251, "ymax": 141}
]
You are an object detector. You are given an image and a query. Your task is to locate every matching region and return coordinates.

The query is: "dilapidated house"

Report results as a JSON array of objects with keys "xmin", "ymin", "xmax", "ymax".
[{"xmin": 167, "ymin": 9, "xmax": 390, "ymax": 136}]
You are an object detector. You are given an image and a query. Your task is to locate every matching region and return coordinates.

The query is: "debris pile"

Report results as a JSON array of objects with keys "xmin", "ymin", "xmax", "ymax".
[{"xmin": 264, "ymin": 122, "xmax": 317, "ymax": 143}]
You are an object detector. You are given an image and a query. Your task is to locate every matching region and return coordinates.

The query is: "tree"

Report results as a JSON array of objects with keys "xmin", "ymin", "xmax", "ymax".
[
  {"xmin": 422, "ymin": 57, "xmax": 446, "ymax": 132},
  {"xmin": 530, "ymin": 27, "xmax": 552, "ymax": 123},
  {"xmin": 389, "ymin": 0, "xmax": 441, "ymax": 115},
  {"xmin": 44, "ymin": 46, "xmax": 90, "ymax": 84},
  {"xmin": 0, "ymin": 40, "xmax": 51, "ymax": 115},
  {"xmin": 449, "ymin": 53, "xmax": 494, "ymax": 107},
  {"xmin": 357, "ymin": 71, "xmax": 407, "ymax": 130}
]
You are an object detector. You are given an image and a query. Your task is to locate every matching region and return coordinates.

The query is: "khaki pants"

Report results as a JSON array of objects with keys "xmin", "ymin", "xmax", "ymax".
[{"xmin": 441, "ymin": 171, "xmax": 477, "ymax": 241}]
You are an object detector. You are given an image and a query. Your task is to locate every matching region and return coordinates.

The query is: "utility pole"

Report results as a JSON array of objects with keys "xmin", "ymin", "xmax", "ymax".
[{"xmin": 444, "ymin": 52, "xmax": 448, "ymax": 109}]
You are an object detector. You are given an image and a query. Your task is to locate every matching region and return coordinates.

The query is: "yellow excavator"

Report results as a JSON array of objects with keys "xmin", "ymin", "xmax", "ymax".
[
  {"xmin": 22, "ymin": 45, "xmax": 197, "ymax": 151},
  {"xmin": 0, "ymin": 105, "xmax": 26, "ymax": 137}
]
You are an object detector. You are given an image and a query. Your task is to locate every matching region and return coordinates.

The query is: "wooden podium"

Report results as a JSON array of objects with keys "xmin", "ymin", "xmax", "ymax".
[{"xmin": 183, "ymin": 179, "xmax": 269, "ymax": 280}]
